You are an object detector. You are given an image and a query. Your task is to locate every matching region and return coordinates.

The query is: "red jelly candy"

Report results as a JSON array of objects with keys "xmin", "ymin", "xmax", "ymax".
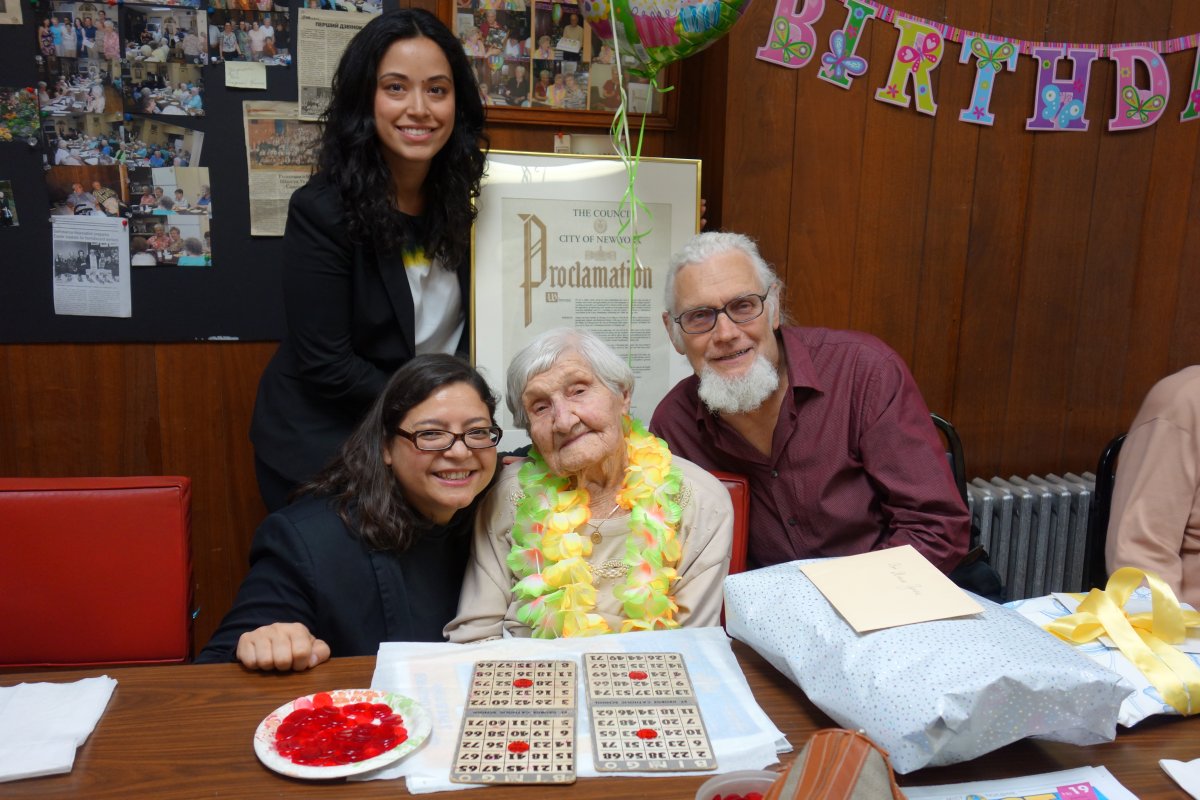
[
  {"xmin": 507, "ymin": 741, "xmax": 530, "ymax": 753},
  {"xmin": 513, "ymin": 678, "xmax": 534, "ymax": 688},
  {"xmin": 628, "ymin": 670, "xmax": 648, "ymax": 680},
  {"xmin": 635, "ymin": 728, "xmax": 658, "ymax": 740},
  {"xmin": 274, "ymin": 699, "xmax": 408, "ymax": 767}
]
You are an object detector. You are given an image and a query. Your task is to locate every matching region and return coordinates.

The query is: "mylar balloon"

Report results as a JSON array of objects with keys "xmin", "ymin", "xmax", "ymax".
[
  {"xmin": 552, "ymin": 2, "xmax": 563, "ymax": 25},
  {"xmin": 582, "ymin": 0, "xmax": 752, "ymax": 78}
]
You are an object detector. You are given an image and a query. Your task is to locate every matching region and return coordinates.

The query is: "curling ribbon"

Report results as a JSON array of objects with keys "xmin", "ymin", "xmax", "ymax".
[{"xmin": 1044, "ymin": 567, "xmax": 1200, "ymax": 715}]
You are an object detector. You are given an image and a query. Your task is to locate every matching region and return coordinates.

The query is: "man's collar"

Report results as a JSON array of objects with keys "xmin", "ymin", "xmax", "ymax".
[{"xmin": 779, "ymin": 326, "xmax": 824, "ymax": 394}]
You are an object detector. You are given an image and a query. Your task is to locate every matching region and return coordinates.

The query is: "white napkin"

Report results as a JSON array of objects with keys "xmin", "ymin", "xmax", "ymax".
[
  {"xmin": 0, "ymin": 676, "xmax": 117, "ymax": 783},
  {"xmin": 1162, "ymin": 758, "xmax": 1200, "ymax": 799},
  {"xmin": 356, "ymin": 627, "xmax": 787, "ymax": 794}
]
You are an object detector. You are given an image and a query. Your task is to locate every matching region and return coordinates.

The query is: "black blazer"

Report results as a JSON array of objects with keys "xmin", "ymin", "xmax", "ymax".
[
  {"xmin": 195, "ymin": 496, "xmax": 472, "ymax": 663},
  {"xmin": 250, "ymin": 174, "xmax": 471, "ymax": 486}
]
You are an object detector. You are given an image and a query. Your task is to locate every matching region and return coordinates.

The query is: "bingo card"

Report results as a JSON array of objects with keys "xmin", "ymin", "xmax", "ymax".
[
  {"xmin": 583, "ymin": 652, "xmax": 716, "ymax": 772},
  {"xmin": 450, "ymin": 660, "xmax": 577, "ymax": 784}
]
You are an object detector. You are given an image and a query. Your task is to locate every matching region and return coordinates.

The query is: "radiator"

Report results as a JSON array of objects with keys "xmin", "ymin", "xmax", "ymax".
[{"xmin": 967, "ymin": 473, "xmax": 1098, "ymax": 600}]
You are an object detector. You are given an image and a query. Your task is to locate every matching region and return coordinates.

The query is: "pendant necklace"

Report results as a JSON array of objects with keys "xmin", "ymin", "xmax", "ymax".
[{"xmin": 586, "ymin": 503, "xmax": 622, "ymax": 544}]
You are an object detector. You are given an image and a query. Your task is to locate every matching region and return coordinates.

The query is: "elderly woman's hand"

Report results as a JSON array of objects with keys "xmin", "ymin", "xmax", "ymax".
[{"xmin": 235, "ymin": 622, "xmax": 330, "ymax": 671}]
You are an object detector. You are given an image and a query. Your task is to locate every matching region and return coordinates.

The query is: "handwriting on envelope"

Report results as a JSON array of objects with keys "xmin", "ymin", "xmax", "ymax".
[{"xmin": 800, "ymin": 545, "xmax": 982, "ymax": 633}]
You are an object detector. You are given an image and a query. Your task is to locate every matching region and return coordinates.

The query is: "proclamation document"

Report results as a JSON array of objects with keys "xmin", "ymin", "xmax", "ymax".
[
  {"xmin": 242, "ymin": 100, "xmax": 319, "ymax": 237},
  {"xmin": 51, "ymin": 216, "xmax": 131, "ymax": 318},
  {"xmin": 473, "ymin": 153, "xmax": 701, "ymax": 450},
  {"xmin": 297, "ymin": 8, "xmax": 374, "ymax": 121}
]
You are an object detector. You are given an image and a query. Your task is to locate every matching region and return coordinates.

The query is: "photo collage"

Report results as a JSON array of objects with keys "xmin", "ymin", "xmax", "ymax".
[{"xmin": 455, "ymin": 0, "xmax": 659, "ymax": 113}]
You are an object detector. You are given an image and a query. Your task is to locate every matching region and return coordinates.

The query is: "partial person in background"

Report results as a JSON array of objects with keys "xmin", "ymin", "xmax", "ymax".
[
  {"xmin": 1106, "ymin": 365, "xmax": 1200, "ymax": 608},
  {"xmin": 130, "ymin": 236, "xmax": 159, "ymax": 265},
  {"xmin": 200, "ymin": 355, "xmax": 500, "ymax": 670},
  {"xmin": 250, "ymin": 8, "xmax": 487, "ymax": 512},
  {"xmin": 178, "ymin": 237, "xmax": 208, "ymax": 266}
]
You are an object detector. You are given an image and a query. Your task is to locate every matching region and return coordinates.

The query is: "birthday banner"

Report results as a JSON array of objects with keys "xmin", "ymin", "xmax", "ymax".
[{"xmin": 757, "ymin": 0, "xmax": 1200, "ymax": 130}]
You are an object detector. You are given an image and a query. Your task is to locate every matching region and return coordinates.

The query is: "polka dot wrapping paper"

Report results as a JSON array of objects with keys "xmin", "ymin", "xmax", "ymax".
[{"xmin": 723, "ymin": 561, "xmax": 1133, "ymax": 774}]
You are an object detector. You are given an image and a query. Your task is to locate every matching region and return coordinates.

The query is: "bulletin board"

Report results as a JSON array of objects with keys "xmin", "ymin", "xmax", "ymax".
[{"xmin": 0, "ymin": 2, "xmax": 310, "ymax": 343}]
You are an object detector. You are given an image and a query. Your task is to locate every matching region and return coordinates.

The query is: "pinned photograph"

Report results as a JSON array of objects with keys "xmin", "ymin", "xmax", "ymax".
[
  {"xmin": 44, "ymin": 3, "xmax": 120, "ymax": 69},
  {"xmin": 208, "ymin": 8, "xmax": 291, "ymax": 66},
  {"xmin": 123, "ymin": 62, "xmax": 205, "ymax": 116},
  {"xmin": 129, "ymin": 213, "xmax": 211, "ymax": 267},
  {"xmin": 121, "ymin": 5, "xmax": 208, "ymax": 66},
  {"xmin": 128, "ymin": 165, "xmax": 212, "ymax": 218},
  {"xmin": 119, "ymin": 117, "xmax": 205, "ymax": 168},
  {"xmin": 0, "ymin": 180, "xmax": 18, "ymax": 227},
  {"xmin": 36, "ymin": 55, "xmax": 124, "ymax": 122},
  {"xmin": 0, "ymin": 87, "xmax": 40, "ymax": 142},
  {"xmin": 46, "ymin": 164, "xmax": 129, "ymax": 217}
]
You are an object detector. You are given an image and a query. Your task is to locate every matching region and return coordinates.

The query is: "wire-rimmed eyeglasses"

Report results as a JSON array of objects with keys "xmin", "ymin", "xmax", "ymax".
[
  {"xmin": 395, "ymin": 426, "xmax": 503, "ymax": 452},
  {"xmin": 672, "ymin": 291, "xmax": 771, "ymax": 335}
]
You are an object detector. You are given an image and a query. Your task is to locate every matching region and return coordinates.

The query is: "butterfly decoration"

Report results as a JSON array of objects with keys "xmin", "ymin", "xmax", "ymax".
[
  {"xmin": 969, "ymin": 38, "xmax": 1015, "ymax": 72},
  {"xmin": 1191, "ymin": 89, "xmax": 1200, "ymax": 116},
  {"xmin": 767, "ymin": 16, "xmax": 813, "ymax": 65},
  {"xmin": 821, "ymin": 29, "xmax": 868, "ymax": 81},
  {"xmin": 1041, "ymin": 84, "xmax": 1085, "ymax": 129},
  {"xmin": 1121, "ymin": 85, "xmax": 1166, "ymax": 123},
  {"xmin": 898, "ymin": 31, "xmax": 940, "ymax": 74}
]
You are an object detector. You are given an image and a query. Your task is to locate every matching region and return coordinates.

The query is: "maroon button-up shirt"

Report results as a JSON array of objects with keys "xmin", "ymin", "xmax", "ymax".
[{"xmin": 650, "ymin": 326, "xmax": 968, "ymax": 573}]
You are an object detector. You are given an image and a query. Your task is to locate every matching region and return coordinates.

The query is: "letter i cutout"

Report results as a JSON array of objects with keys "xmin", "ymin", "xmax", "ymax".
[{"xmin": 817, "ymin": 0, "xmax": 876, "ymax": 89}]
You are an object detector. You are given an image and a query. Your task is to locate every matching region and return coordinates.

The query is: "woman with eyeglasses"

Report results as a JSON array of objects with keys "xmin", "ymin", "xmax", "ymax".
[{"xmin": 197, "ymin": 355, "xmax": 501, "ymax": 671}]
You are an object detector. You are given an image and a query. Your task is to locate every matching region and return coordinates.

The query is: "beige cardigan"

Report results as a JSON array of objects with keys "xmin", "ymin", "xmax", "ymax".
[{"xmin": 446, "ymin": 456, "xmax": 734, "ymax": 641}]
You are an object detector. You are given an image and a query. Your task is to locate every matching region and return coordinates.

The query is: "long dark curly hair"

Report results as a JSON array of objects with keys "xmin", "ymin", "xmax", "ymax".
[
  {"xmin": 317, "ymin": 8, "xmax": 487, "ymax": 268},
  {"xmin": 301, "ymin": 354, "xmax": 500, "ymax": 552}
]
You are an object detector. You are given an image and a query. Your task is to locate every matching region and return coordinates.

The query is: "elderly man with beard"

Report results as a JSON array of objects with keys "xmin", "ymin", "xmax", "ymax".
[{"xmin": 650, "ymin": 232, "xmax": 969, "ymax": 575}]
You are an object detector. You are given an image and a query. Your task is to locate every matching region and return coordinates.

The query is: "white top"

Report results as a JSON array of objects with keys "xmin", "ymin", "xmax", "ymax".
[{"xmin": 406, "ymin": 251, "xmax": 464, "ymax": 356}]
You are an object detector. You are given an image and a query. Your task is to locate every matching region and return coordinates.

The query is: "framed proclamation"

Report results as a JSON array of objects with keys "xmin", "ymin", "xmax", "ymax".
[{"xmin": 471, "ymin": 151, "xmax": 701, "ymax": 450}]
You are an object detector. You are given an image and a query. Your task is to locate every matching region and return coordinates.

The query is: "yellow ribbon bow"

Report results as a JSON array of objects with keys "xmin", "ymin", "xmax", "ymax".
[{"xmin": 1044, "ymin": 567, "xmax": 1200, "ymax": 715}]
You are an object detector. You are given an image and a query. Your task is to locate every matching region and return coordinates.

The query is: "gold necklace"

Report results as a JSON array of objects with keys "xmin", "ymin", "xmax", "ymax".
[{"xmin": 584, "ymin": 503, "xmax": 621, "ymax": 544}]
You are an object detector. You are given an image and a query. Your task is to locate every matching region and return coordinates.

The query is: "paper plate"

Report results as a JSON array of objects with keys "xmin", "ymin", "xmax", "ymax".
[{"xmin": 253, "ymin": 688, "xmax": 431, "ymax": 779}]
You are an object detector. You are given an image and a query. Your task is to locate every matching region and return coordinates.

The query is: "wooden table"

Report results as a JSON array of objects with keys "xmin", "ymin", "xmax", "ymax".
[{"xmin": 2, "ymin": 643, "xmax": 1194, "ymax": 798}]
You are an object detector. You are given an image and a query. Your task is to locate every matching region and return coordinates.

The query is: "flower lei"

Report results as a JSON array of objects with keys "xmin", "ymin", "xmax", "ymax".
[{"xmin": 507, "ymin": 416, "xmax": 684, "ymax": 638}]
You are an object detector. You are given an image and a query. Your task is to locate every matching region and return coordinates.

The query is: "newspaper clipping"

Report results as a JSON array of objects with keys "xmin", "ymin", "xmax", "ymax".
[
  {"xmin": 499, "ymin": 196, "xmax": 675, "ymax": 428},
  {"xmin": 52, "ymin": 216, "xmax": 131, "ymax": 317},
  {"xmin": 242, "ymin": 100, "xmax": 319, "ymax": 236},
  {"xmin": 298, "ymin": 8, "xmax": 373, "ymax": 121}
]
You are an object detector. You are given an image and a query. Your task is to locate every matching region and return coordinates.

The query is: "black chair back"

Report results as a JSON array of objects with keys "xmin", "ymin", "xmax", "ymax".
[{"xmin": 1086, "ymin": 433, "xmax": 1127, "ymax": 590}]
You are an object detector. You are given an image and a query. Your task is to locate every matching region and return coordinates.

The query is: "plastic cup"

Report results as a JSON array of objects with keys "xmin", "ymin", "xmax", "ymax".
[{"xmin": 695, "ymin": 769, "xmax": 780, "ymax": 800}]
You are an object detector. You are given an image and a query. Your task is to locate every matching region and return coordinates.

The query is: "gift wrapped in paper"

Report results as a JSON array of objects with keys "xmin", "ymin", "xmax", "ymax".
[
  {"xmin": 724, "ymin": 561, "xmax": 1132, "ymax": 773},
  {"xmin": 1009, "ymin": 567, "xmax": 1200, "ymax": 727}
]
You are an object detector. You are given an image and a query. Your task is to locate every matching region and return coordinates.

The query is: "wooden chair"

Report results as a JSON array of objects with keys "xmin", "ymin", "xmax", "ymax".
[{"xmin": 0, "ymin": 476, "xmax": 193, "ymax": 668}]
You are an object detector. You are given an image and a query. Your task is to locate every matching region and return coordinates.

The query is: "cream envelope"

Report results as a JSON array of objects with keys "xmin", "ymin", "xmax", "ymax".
[{"xmin": 800, "ymin": 545, "xmax": 983, "ymax": 632}]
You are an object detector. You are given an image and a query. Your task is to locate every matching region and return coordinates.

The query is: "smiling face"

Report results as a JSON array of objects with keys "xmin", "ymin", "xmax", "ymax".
[
  {"xmin": 381, "ymin": 381, "xmax": 497, "ymax": 524},
  {"xmin": 667, "ymin": 249, "xmax": 781, "ymax": 383},
  {"xmin": 373, "ymin": 35, "xmax": 455, "ymax": 182},
  {"xmin": 522, "ymin": 352, "xmax": 630, "ymax": 481}
]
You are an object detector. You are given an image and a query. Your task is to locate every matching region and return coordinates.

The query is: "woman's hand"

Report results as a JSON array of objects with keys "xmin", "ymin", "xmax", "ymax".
[{"xmin": 235, "ymin": 622, "xmax": 330, "ymax": 671}]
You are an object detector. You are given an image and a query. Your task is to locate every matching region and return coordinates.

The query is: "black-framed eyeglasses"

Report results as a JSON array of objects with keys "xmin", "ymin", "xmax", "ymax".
[
  {"xmin": 395, "ymin": 425, "xmax": 503, "ymax": 452},
  {"xmin": 672, "ymin": 291, "xmax": 771, "ymax": 335}
]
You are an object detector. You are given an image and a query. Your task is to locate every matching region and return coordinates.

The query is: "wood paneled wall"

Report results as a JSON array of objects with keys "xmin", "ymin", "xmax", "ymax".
[
  {"xmin": 715, "ymin": 0, "xmax": 1200, "ymax": 480},
  {"xmin": 5, "ymin": 0, "xmax": 1198, "ymax": 655}
]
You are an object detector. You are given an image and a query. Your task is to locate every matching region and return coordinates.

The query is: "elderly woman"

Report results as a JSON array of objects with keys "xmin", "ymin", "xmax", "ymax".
[{"xmin": 446, "ymin": 328, "xmax": 732, "ymax": 641}]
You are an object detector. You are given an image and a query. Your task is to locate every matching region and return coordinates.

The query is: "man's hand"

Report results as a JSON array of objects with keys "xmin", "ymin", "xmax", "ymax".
[{"xmin": 235, "ymin": 622, "xmax": 331, "ymax": 671}]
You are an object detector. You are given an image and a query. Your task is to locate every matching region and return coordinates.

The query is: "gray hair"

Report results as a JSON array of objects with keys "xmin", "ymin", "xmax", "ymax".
[
  {"xmin": 663, "ymin": 232, "xmax": 783, "ymax": 346},
  {"xmin": 506, "ymin": 328, "xmax": 634, "ymax": 430}
]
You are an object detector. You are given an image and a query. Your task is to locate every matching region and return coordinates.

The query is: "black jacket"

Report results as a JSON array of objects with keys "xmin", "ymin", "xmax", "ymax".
[
  {"xmin": 196, "ymin": 496, "xmax": 472, "ymax": 662},
  {"xmin": 249, "ymin": 174, "xmax": 471, "ymax": 486}
]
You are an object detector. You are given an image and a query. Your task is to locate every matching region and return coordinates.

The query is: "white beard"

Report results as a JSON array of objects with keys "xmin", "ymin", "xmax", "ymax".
[{"xmin": 697, "ymin": 354, "xmax": 781, "ymax": 415}]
